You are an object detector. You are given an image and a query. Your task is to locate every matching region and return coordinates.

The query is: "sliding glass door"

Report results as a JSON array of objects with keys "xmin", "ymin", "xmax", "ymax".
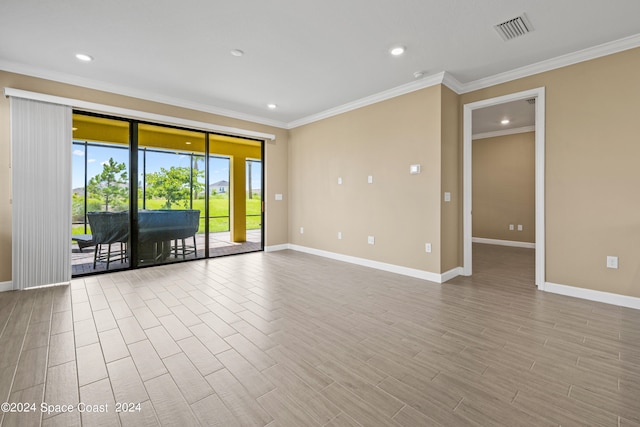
[{"xmin": 71, "ymin": 112, "xmax": 264, "ymax": 277}]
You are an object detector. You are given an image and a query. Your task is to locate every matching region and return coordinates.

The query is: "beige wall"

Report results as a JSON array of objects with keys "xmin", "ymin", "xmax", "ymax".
[
  {"xmin": 461, "ymin": 47, "xmax": 640, "ymax": 298},
  {"xmin": 289, "ymin": 86, "xmax": 444, "ymax": 273},
  {"xmin": 0, "ymin": 71, "xmax": 289, "ymax": 283},
  {"xmin": 472, "ymin": 132, "xmax": 535, "ymax": 243},
  {"xmin": 440, "ymin": 85, "xmax": 461, "ymax": 272}
]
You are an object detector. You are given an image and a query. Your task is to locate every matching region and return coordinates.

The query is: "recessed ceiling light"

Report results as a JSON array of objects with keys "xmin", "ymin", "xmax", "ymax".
[
  {"xmin": 72, "ymin": 127, "xmax": 78, "ymax": 131},
  {"xmin": 185, "ymin": 141, "xmax": 192, "ymax": 145},
  {"xmin": 267, "ymin": 104, "xmax": 277, "ymax": 110},
  {"xmin": 501, "ymin": 119, "xmax": 510, "ymax": 125},
  {"xmin": 75, "ymin": 53, "xmax": 93, "ymax": 62},
  {"xmin": 390, "ymin": 46, "xmax": 406, "ymax": 56},
  {"xmin": 230, "ymin": 49, "xmax": 244, "ymax": 57}
]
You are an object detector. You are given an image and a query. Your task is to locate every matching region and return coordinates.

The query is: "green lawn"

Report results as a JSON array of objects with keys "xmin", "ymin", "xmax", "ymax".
[
  {"xmin": 140, "ymin": 194, "xmax": 260, "ymax": 215},
  {"xmin": 73, "ymin": 195, "xmax": 261, "ymax": 235}
]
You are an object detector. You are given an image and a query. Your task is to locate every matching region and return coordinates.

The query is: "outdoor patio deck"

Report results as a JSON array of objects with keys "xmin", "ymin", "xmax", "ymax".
[{"xmin": 72, "ymin": 229, "xmax": 262, "ymax": 275}]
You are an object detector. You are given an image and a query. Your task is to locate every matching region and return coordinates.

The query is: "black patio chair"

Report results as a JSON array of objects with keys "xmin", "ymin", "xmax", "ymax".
[
  {"xmin": 170, "ymin": 210, "xmax": 200, "ymax": 259},
  {"xmin": 87, "ymin": 211, "xmax": 129, "ymax": 270}
]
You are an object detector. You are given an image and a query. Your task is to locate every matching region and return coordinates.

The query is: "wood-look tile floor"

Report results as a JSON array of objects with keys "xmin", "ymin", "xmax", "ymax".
[{"xmin": 1, "ymin": 243, "xmax": 639, "ymax": 426}]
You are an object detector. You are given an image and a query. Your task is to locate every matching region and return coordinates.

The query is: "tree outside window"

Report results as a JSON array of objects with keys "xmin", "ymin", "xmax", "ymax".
[
  {"xmin": 86, "ymin": 158, "xmax": 128, "ymax": 211},
  {"xmin": 145, "ymin": 166, "xmax": 204, "ymax": 209}
]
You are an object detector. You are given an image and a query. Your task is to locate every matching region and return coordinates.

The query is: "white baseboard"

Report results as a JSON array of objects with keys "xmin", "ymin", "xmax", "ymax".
[
  {"xmin": 0, "ymin": 281, "xmax": 13, "ymax": 292},
  {"xmin": 264, "ymin": 244, "xmax": 290, "ymax": 252},
  {"xmin": 270, "ymin": 245, "xmax": 638, "ymax": 310},
  {"xmin": 441, "ymin": 267, "xmax": 464, "ymax": 282},
  {"xmin": 472, "ymin": 237, "xmax": 535, "ymax": 249},
  {"xmin": 287, "ymin": 244, "xmax": 461, "ymax": 284},
  {"xmin": 543, "ymin": 282, "xmax": 640, "ymax": 310}
]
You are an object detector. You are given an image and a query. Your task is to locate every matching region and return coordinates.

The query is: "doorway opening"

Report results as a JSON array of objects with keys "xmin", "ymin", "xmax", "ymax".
[{"xmin": 463, "ymin": 87, "xmax": 546, "ymax": 289}]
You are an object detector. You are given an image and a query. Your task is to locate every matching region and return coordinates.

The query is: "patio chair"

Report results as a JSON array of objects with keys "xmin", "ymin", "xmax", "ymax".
[
  {"xmin": 170, "ymin": 210, "xmax": 200, "ymax": 259},
  {"xmin": 87, "ymin": 211, "xmax": 129, "ymax": 270}
]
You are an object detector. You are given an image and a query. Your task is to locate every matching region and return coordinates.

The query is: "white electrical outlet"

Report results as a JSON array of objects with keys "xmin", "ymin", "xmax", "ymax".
[
  {"xmin": 606, "ymin": 256, "xmax": 619, "ymax": 269},
  {"xmin": 338, "ymin": 232, "xmax": 342, "ymax": 240},
  {"xmin": 299, "ymin": 227, "xmax": 304, "ymax": 234},
  {"xmin": 338, "ymin": 177, "xmax": 342, "ymax": 185},
  {"xmin": 517, "ymin": 224, "xmax": 523, "ymax": 231},
  {"xmin": 367, "ymin": 236, "xmax": 375, "ymax": 245},
  {"xmin": 444, "ymin": 192, "xmax": 451, "ymax": 202},
  {"xmin": 509, "ymin": 224, "xmax": 515, "ymax": 231},
  {"xmin": 367, "ymin": 175, "xmax": 373, "ymax": 184},
  {"xmin": 425, "ymin": 243, "xmax": 432, "ymax": 253}
]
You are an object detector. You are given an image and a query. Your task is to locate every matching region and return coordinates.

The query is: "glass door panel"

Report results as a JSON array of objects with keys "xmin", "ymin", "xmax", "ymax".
[
  {"xmin": 137, "ymin": 124, "xmax": 206, "ymax": 265},
  {"xmin": 208, "ymin": 135, "xmax": 263, "ymax": 257},
  {"xmin": 72, "ymin": 114, "xmax": 130, "ymax": 275},
  {"xmin": 208, "ymin": 156, "xmax": 230, "ymax": 251},
  {"xmin": 246, "ymin": 159, "xmax": 263, "ymax": 249}
]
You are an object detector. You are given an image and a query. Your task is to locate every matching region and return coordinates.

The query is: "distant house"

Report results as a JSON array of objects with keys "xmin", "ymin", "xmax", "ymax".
[{"xmin": 210, "ymin": 180, "xmax": 229, "ymax": 194}]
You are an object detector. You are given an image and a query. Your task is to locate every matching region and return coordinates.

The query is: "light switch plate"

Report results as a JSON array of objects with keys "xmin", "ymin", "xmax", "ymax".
[
  {"xmin": 367, "ymin": 236, "xmax": 375, "ymax": 245},
  {"xmin": 444, "ymin": 192, "xmax": 451, "ymax": 202},
  {"xmin": 337, "ymin": 177, "xmax": 343, "ymax": 185},
  {"xmin": 410, "ymin": 164, "xmax": 421, "ymax": 174},
  {"xmin": 367, "ymin": 175, "xmax": 373, "ymax": 184},
  {"xmin": 607, "ymin": 256, "xmax": 618, "ymax": 269},
  {"xmin": 275, "ymin": 193, "xmax": 283, "ymax": 200}
]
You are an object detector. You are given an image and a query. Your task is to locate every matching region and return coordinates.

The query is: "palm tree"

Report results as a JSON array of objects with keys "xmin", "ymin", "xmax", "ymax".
[
  {"xmin": 248, "ymin": 160, "xmax": 253, "ymax": 200},
  {"xmin": 192, "ymin": 155, "xmax": 205, "ymax": 199}
]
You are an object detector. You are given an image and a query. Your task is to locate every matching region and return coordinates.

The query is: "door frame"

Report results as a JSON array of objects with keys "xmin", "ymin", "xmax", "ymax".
[{"xmin": 462, "ymin": 87, "xmax": 546, "ymax": 289}]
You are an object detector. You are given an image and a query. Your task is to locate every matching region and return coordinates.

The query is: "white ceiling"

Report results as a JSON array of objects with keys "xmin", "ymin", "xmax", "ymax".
[
  {"xmin": 472, "ymin": 99, "xmax": 535, "ymax": 135},
  {"xmin": 1, "ymin": 1, "xmax": 639, "ymax": 129}
]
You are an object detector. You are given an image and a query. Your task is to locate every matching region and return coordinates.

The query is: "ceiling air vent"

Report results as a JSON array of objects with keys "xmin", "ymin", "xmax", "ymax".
[{"xmin": 494, "ymin": 14, "xmax": 533, "ymax": 41}]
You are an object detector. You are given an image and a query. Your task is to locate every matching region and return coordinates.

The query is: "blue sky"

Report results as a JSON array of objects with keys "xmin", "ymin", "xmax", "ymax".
[{"xmin": 72, "ymin": 142, "xmax": 261, "ymax": 191}]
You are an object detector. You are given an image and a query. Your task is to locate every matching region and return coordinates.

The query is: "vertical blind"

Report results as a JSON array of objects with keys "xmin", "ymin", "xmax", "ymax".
[{"xmin": 11, "ymin": 97, "xmax": 72, "ymax": 290}]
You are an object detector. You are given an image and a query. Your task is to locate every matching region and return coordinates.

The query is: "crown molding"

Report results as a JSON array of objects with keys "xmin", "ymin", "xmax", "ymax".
[
  {"xmin": 287, "ymin": 33, "xmax": 640, "ymax": 128},
  {"xmin": 461, "ymin": 32, "xmax": 640, "ymax": 93},
  {"xmin": 3, "ymin": 33, "xmax": 639, "ymax": 130},
  {"xmin": 291, "ymin": 33, "xmax": 640, "ymax": 126},
  {"xmin": 441, "ymin": 71, "xmax": 464, "ymax": 94},
  {"xmin": 287, "ymin": 72, "xmax": 449, "ymax": 129},
  {"xmin": 473, "ymin": 125, "xmax": 535, "ymax": 140},
  {"xmin": 0, "ymin": 59, "xmax": 289, "ymax": 129}
]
